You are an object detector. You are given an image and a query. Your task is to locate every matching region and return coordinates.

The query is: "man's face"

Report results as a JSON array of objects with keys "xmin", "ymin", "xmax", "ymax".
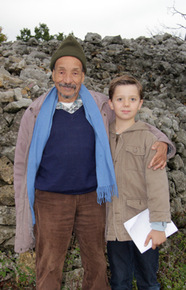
[{"xmin": 52, "ymin": 56, "xmax": 85, "ymax": 103}]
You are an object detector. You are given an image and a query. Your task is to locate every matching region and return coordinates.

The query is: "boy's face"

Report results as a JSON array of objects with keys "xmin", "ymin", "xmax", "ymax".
[{"xmin": 108, "ymin": 84, "xmax": 143, "ymax": 123}]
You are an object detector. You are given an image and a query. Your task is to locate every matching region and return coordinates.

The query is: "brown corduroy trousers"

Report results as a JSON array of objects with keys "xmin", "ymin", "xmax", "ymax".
[{"xmin": 34, "ymin": 190, "xmax": 110, "ymax": 290}]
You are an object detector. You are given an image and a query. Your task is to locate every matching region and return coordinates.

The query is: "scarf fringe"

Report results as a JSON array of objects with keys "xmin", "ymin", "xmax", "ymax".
[{"xmin": 97, "ymin": 185, "xmax": 118, "ymax": 204}]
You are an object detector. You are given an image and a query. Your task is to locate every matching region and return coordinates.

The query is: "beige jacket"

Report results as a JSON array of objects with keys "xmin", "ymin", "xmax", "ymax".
[{"xmin": 106, "ymin": 120, "xmax": 171, "ymax": 242}]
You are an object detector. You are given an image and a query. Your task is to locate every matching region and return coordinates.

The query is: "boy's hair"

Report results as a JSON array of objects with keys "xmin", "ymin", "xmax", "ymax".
[{"xmin": 109, "ymin": 75, "xmax": 143, "ymax": 100}]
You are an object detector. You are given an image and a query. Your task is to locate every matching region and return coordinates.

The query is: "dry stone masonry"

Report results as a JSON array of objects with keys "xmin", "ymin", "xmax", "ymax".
[{"xmin": 0, "ymin": 32, "xmax": 185, "ymax": 251}]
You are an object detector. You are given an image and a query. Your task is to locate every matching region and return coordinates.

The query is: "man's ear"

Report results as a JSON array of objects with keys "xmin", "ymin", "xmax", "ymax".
[
  {"xmin": 108, "ymin": 99, "xmax": 114, "ymax": 110},
  {"xmin": 82, "ymin": 72, "xmax": 85, "ymax": 83},
  {"xmin": 52, "ymin": 70, "xmax": 55, "ymax": 82}
]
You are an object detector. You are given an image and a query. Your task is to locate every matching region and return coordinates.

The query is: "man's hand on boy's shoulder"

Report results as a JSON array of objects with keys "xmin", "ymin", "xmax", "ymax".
[{"xmin": 148, "ymin": 141, "xmax": 167, "ymax": 170}]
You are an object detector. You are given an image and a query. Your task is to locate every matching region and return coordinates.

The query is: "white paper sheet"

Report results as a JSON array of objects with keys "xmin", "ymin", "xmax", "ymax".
[{"xmin": 124, "ymin": 209, "xmax": 178, "ymax": 253}]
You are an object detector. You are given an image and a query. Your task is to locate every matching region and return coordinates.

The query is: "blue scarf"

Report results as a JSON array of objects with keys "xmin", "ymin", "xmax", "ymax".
[{"xmin": 27, "ymin": 84, "xmax": 118, "ymax": 224}]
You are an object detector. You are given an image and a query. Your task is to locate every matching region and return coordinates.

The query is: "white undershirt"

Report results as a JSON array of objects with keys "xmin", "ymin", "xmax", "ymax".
[{"xmin": 60, "ymin": 102, "xmax": 73, "ymax": 108}]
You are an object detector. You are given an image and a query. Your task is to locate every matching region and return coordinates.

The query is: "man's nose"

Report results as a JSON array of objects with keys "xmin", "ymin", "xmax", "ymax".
[{"xmin": 63, "ymin": 73, "xmax": 72, "ymax": 83}]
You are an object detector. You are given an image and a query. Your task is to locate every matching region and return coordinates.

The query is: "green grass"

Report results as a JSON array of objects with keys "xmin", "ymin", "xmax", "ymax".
[
  {"xmin": 0, "ymin": 251, "xmax": 36, "ymax": 289},
  {"xmin": 130, "ymin": 231, "xmax": 186, "ymax": 289},
  {"xmin": 157, "ymin": 231, "xmax": 186, "ymax": 289},
  {"xmin": 0, "ymin": 231, "xmax": 185, "ymax": 289}
]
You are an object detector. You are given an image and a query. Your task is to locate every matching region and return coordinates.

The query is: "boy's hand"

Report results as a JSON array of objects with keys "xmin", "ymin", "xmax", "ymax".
[
  {"xmin": 144, "ymin": 230, "xmax": 166, "ymax": 250},
  {"xmin": 148, "ymin": 141, "xmax": 167, "ymax": 170}
]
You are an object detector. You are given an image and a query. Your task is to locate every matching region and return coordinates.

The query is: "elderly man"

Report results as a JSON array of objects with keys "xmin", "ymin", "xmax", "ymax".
[{"xmin": 14, "ymin": 36, "xmax": 175, "ymax": 290}]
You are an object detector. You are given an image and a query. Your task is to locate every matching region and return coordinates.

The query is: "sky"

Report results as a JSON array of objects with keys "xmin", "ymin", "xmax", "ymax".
[{"xmin": 1, "ymin": 0, "xmax": 186, "ymax": 41}]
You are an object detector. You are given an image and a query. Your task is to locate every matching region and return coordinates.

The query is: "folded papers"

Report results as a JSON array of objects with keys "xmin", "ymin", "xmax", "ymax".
[{"xmin": 124, "ymin": 209, "xmax": 178, "ymax": 253}]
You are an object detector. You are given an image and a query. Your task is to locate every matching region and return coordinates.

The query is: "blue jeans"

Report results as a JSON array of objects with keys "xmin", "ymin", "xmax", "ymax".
[{"xmin": 107, "ymin": 240, "xmax": 160, "ymax": 290}]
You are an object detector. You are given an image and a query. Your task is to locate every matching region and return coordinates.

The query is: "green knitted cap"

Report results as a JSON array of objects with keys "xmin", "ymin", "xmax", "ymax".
[{"xmin": 50, "ymin": 36, "xmax": 87, "ymax": 73}]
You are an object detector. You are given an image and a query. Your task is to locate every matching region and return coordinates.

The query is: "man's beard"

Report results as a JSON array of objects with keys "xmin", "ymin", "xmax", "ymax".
[{"xmin": 59, "ymin": 83, "xmax": 77, "ymax": 100}]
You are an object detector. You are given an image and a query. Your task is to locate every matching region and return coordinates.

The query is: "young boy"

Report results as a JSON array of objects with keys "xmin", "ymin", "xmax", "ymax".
[{"xmin": 106, "ymin": 75, "xmax": 171, "ymax": 290}]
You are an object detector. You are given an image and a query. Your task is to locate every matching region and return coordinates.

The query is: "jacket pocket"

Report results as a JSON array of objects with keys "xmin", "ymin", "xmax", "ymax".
[
  {"xmin": 127, "ymin": 199, "xmax": 147, "ymax": 211},
  {"xmin": 125, "ymin": 145, "xmax": 145, "ymax": 156},
  {"xmin": 125, "ymin": 145, "xmax": 145, "ymax": 171}
]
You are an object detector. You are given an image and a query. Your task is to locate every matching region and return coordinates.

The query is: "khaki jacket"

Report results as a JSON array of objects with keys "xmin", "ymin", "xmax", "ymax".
[{"xmin": 106, "ymin": 121, "xmax": 171, "ymax": 242}]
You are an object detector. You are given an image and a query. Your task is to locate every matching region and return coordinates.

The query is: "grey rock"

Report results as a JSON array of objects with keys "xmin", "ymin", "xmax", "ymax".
[
  {"xmin": 0, "ymin": 146, "xmax": 15, "ymax": 162},
  {"xmin": 172, "ymin": 119, "xmax": 179, "ymax": 132},
  {"xmin": 0, "ymin": 185, "xmax": 15, "ymax": 206},
  {"xmin": 175, "ymin": 106, "xmax": 186, "ymax": 121},
  {"xmin": 0, "ymin": 67, "xmax": 11, "ymax": 77},
  {"xmin": 102, "ymin": 35, "xmax": 123, "ymax": 45},
  {"xmin": 85, "ymin": 33, "xmax": 102, "ymax": 43},
  {"xmin": 3, "ymin": 235, "xmax": 15, "ymax": 248},
  {"xmin": 0, "ymin": 35, "xmax": 185, "ymax": 287},
  {"xmin": 175, "ymin": 130, "xmax": 186, "ymax": 146},
  {"xmin": 176, "ymin": 142, "xmax": 186, "ymax": 157},
  {"xmin": 29, "ymin": 51, "xmax": 49, "ymax": 60},
  {"xmin": 63, "ymin": 268, "xmax": 84, "ymax": 289},
  {"xmin": 14, "ymin": 88, "xmax": 23, "ymax": 101},
  {"xmin": 101, "ymin": 62, "xmax": 118, "ymax": 72},
  {"xmin": 20, "ymin": 66, "xmax": 50, "ymax": 87},
  {"xmin": 3, "ymin": 99, "xmax": 32, "ymax": 113},
  {"xmin": 170, "ymin": 170, "xmax": 186, "ymax": 193},
  {"xmin": 27, "ymin": 37, "xmax": 39, "ymax": 46},
  {"xmin": 0, "ymin": 206, "xmax": 16, "ymax": 226},
  {"xmin": 0, "ymin": 115, "xmax": 8, "ymax": 134},
  {"xmin": 0, "ymin": 156, "xmax": 13, "ymax": 184},
  {"xmin": 168, "ymin": 154, "xmax": 184, "ymax": 170},
  {"xmin": 0, "ymin": 226, "xmax": 15, "ymax": 245},
  {"xmin": 0, "ymin": 90, "xmax": 14, "ymax": 103}
]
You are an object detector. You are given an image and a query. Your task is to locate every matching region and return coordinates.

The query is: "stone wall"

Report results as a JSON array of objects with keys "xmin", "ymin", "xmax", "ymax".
[{"xmin": 0, "ymin": 32, "xmax": 185, "ymax": 250}]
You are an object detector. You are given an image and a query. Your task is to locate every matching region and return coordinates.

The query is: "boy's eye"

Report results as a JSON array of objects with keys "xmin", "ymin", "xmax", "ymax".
[{"xmin": 130, "ymin": 97, "xmax": 136, "ymax": 101}]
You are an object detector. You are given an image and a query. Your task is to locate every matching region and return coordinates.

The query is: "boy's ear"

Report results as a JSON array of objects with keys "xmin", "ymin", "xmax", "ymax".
[
  {"xmin": 108, "ymin": 99, "xmax": 114, "ymax": 110},
  {"xmin": 138, "ymin": 99, "xmax": 143, "ymax": 110}
]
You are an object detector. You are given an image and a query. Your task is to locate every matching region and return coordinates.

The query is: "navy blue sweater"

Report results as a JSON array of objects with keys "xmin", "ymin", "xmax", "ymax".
[{"xmin": 35, "ymin": 106, "xmax": 97, "ymax": 194}]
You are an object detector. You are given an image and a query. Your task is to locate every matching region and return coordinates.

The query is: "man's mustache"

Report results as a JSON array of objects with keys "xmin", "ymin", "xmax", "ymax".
[{"xmin": 59, "ymin": 83, "xmax": 76, "ymax": 90}]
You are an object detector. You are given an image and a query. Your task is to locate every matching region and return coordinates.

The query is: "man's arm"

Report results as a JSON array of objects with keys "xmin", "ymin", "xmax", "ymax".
[
  {"xmin": 148, "ymin": 141, "xmax": 168, "ymax": 170},
  {"xmin": 146, "ymin": 123, "xmax": 176, "ymax": 170}
]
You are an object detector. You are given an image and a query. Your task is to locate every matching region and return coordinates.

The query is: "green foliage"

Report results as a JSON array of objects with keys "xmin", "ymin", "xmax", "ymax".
[
  {"xmin": 16, "ymin": 23, "xmax": 72, "ymax": 42},
  {"xmin": 17, "ymin": 28, "xmax": 32, "ymax": 42},
  {"xmin": 0, "ymin": 251, "xmax": 36, "ymax": 288},
  {"xmin": 0, "ymin": 27, "xmax": 7, "ymax": 43},
  {"xmin": 1, "ymin": 231, "xmax": 185, "ymax": 288},
  {"xmin": 106, "ymin": 231, "xmax": 186, "ymax": 290},
  {"xmin": 55, "ymin": 32, "xmax": 64, "ymax": 41},
  {"xmin": 34, "ymin": 23, "xmax": 54, "ymax": 41},
  {"xmin": 157, "ymin": 231, "xmax": 186, "ymax": 289}
]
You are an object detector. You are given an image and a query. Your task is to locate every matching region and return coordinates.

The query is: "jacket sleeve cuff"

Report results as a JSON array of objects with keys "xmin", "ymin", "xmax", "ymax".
[
  {"xmin": 167, "ymin": 144, "xmax": 176, "ymax": 159},
  {"xmin": 151, "ymin": 222, "xmax": 167, "ymax": 231}
]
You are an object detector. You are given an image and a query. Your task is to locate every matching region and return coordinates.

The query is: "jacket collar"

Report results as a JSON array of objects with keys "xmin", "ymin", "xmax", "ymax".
[{"xmin": 110, "ymin": 120, "xmax": 149, "ymax": 135}]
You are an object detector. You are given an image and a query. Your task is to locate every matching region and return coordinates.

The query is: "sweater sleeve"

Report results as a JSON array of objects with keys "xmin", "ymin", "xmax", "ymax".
[
  {"xmin": 151, "ymin": 222, "xmax": 167, "ymax": 231},
  {"xmin": 145, "ymin": 123, "xmax": 176, "ymax": 159}
]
